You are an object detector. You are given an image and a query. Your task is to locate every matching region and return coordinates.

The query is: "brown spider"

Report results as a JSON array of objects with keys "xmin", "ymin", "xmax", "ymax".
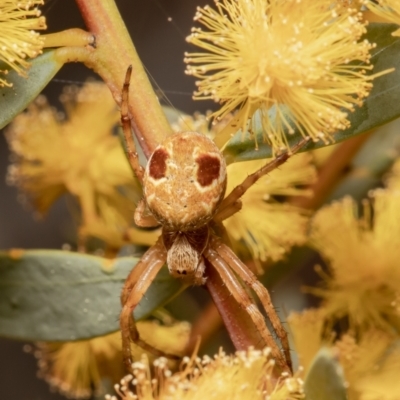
[{"xmin": 119, "ymin": 66, "xmax": 308, "ymax": 374}]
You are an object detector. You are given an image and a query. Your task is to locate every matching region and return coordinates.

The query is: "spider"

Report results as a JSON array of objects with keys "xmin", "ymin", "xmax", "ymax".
[{"xmin": 119, "ymin": 66, "xmax": 308, "ymax": 374}]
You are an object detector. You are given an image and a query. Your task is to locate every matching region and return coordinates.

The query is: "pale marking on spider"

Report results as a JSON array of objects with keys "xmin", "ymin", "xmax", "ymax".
[{"xmin": 119, "ymin": 65, "xmax": 309, "ymax": 376}]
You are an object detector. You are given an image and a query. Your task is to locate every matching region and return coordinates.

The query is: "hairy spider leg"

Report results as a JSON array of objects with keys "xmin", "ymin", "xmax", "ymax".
[
  {"xmin": 204, "ymin": 246, "xmax": 289, "ymax": 373},
  {"xmin": 213, "ymin": 137, "xmax": 310, "ymax": 222},
  {"xmin": 212, "ymin": 200, "xmax": 242, "ymax": 223},
  {"xmin": 121, "ymin": 65, "xmax": 145, "ymax": 184},
  {"xmin": 211, "ymin": 236, "xmax": 292, "ymax": 371},
  {"xmin": 122, "ymin": 66, "xmax": 160, "ymax": 228},
  {"xmin": 120, "ymin": 238, "xmax": 178, "ymax": 372},
  {"xmin": 121, "ymin": 237, "xmax": 164, "ymax": 305}
]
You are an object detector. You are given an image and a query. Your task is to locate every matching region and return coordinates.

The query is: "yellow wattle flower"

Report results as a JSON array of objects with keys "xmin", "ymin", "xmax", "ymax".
[
  {"xmin": 309, "ymin": 189, "xmax": 400, "ymax": 333},
  {"xmin": 32, "ymin": 321, "xmax": 190, "ymax": 399},
  {"xmin": 287, "ymin": 308, "xmax": 326, "ymax": 374},
  {"xmin": 109, "ymin": 347, "xmax": 304, "ymax": 400},
  {"xmin": 224, "ymin": 152, "xmax": 315, "ymax": 269},
  {"xmin": 0, "ymin": 0, "xmax": 46, "ymax": 86},
  {"xmin": 335, "ymin": 330, "xmax": 400, "ymax": 400},
  {"xmin": 5, "ymin": 81, "xmax": 149, "ymax": 247},
  {"xmin": 365, "ymin": 0, "xmax": 400, "ymax": 36},
  {"xmin": 289, "ymin": 316, "xmax": 400, "ymax": 400},
  {"xmin": 185, "ymin": 0, "xmax": 377, "ymax": 152}
]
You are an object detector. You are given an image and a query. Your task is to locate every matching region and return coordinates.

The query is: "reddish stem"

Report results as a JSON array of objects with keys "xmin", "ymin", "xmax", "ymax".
[
  {"xmin": 74, "ymin": 0, "xmax": 172, "ymax": 157},
  {"xmin": 185, "ymin": 301, "xmax": 222, "ymax": 354},
  {"xmin": 291, "ymin": 132, "xmax": 372, "ymax": 209},
  {"xmin": 205, "ymin": 260, "xmax": 264, "ymax": 351}
]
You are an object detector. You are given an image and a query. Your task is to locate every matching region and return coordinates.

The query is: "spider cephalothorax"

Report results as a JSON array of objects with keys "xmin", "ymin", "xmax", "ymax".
[{"xmin": 119, "ymin": 66, "xmax": 308, "ymax": 375}]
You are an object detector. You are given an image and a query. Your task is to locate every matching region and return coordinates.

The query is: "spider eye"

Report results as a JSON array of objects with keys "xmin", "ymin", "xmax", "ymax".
[
  {"xmin": 196, "ymin": 154, "xmax": 221, "ymax": 187},
  {"xmin": 148, "ymin": 148, "xmax": 169, "ymax": 179}
]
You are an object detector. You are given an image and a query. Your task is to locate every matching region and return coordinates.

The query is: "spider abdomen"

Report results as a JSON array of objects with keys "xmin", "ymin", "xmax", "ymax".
[{"xmin": 143, "ymin": 132, "xmax": 227, "ymax": 230}]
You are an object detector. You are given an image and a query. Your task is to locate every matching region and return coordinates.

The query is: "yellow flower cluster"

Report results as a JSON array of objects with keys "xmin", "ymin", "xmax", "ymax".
[
  {"xmin": 31, "ymin": 321, "xmax": 190, "ymax": 399},
  {"xmin": 288, "ymin": 310, "xmax": 400, "ymax": 400},
  {"xmin": 5, "ymin": 81, "xmax": 156, "ymax": 248},
  {"xmin": 284, "ymin": 142, "xmax": 400, "ymax": 399},
  {"xmin": 185, "ymin": 0, "xmax": 378, "ymax": 152},
  {"xmin": 225, "ymin": 154, "xmax": 315, "ymax": 266},
  {"xmin": 309, "ymin": 190, "xmax": 400, "ymax": 333},
  {"xmin": 108, "ymin": 347, "xmax": 304, "ymax": 400},
  {"xmin": 0, "ymin": 0, "xmax": 46, "ymax": 86}
]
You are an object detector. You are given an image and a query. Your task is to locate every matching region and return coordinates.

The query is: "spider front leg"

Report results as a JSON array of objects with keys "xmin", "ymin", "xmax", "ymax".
[
  {"xmin": 204, "ymin": 245, "xmax": 290, "ymax": 373},
  {"xmin": 121, "ymin": 65, "xmax": 145, "ymax": 184},
  {"xmin": 120, "ymin": 237, "xmax": 175, "ymax": 372},
  {"xmin": 122, "ymin": 67, "xmax": 159, "ymax": 229},
  {"xmin": 214, "ymin": 137, "xmax": 310, "ymax": 222}
]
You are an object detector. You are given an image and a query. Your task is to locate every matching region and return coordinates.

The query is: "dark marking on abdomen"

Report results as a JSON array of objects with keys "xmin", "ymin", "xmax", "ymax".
[
  {"xmin": 149, "ymin": 147, "xmax": 169, "ymax": 179},
  {"xmin": 196, "ymin": 154, "xmax": 221, "ymax": 186}
]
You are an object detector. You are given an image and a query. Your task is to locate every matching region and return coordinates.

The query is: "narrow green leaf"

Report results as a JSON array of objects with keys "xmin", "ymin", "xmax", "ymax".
[
  {"xmin": 328, "ymin": 117, "xmax": 400, "ymax": 203},
  {"xmin": 223, "ymin": 23, "xmax": 400, "ymax": 163},
  {"xmin": 304, "ymin": 348, "xmax": 348, "ymax": 400},
  {"xmin": 0, "ymin": 50, "xmax": 63, "ymax": 129},
  {"xmin": 0, "ymin": 250, "xmax": 183, "ymax": 341}
]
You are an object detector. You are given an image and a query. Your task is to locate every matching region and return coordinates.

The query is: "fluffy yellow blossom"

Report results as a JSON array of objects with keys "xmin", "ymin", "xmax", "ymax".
[
  {"xmin": 0, "ymin": 0, "xmax": 46, "ymax": 86},
  {"xmin": 108, "ymin": 347, "xmax": 304, "ymax": 400},
  {"xmin": 289, "ymin": 312, "xmax": 400, "ymax": 400},
  {"xmin": 365, "ymin": 0, "xmax": 400, "ymax": 36},
  {"xmin": 310, "ymin": 190, "xmax": 400, "ymax": 333},
  {"xmin": 31, "ymin": 321, "xmax": 190, "ymax": 399},
  {"xmin": 185, "ymin": 0, "xmax": 377, "ymax": 152},
  {"xmin": 225, "ymin": 154, "xmax": 315, "ymax": 267},
  {"xmin": 335, "ymin": 330, "xmax": 400, "ymax": 400},
  {"xmin": 5, "ymin": 81, "xmax": 156, "ymax": 247},
  {"xmin": 287, "ymin": 308, "xmax": 327, "ymax": 373}
]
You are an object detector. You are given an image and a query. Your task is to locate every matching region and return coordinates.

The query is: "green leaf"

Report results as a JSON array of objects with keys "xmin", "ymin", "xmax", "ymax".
[
  {"xmin": 0, "ymin": 250, "xmax": 184, "ymax": 341},
  {"xmin": 223, "ymin": 23, "xmax": 400, "ymax": 163},
  {"xmin": 304, "ymin": 348, "xmax": 348, "ymax": 400},
  {"xmin": 328, "ymin": 117, "xmax": 400, "ymax": 203},
  {"xmin": 0, "ymin": 50, "xmax": 63, "ymax": 129}
]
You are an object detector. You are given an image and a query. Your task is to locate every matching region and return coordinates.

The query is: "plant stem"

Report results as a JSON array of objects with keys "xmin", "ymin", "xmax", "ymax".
[
  {"xmin": 291, "ymin": 132, "xmax": 372, "ymax": 210},
  {"xmin": 185, "ymin": 301, "xmax": 222, "ymax": 354},
  {"xmin": 43, "ymin": 29, "xmax": 95, "ymax": 48},
  {"xmin": 74, "ymin": 0, "xmax": 172, "ymax": 157}
]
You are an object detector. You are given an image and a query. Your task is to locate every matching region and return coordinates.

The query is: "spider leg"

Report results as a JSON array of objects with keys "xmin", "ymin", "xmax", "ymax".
[
  {"xmin": 210, "ymin": 235, "xmax": 292, "ymax": 371},
  {"xmin": 204, "ymin": 246, "xmax": 289, "ymax": 373},
  {"xmin": 120, "ymin": 237, "xmax": 178, "ymax": 371},
  {"xmin": 121, "ymin": 65, "xmax": 145, "ymax": 184},
  {"xmin": 134, "ymin": 198, "xmax": 160, "ymax": 228},
  {"xmin": 214, "ymin": 137, "xmax": 310, "ymax": 222},
  {"xmin": 212, "ymin": 200, "xmax": 242, "ymax": 223},
  {"xmin": 121, "ymin": 237, "xmax": 164, "ymax": 305}
]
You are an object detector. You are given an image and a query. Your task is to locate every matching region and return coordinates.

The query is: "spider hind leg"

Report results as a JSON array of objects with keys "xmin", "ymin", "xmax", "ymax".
[
  {"xmin": 204, "ymin": 239, "xmax": 291, "ymax": 373},
  {"xmin": 211, "ymin": 236, "xmax": 292, "ymax": 371}
]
